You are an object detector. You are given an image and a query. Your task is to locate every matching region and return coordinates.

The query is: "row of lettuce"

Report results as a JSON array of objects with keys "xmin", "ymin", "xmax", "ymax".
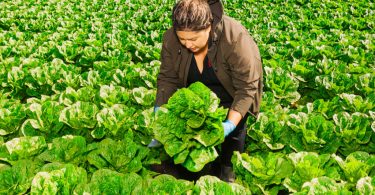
[
  {"xmin": 1, "ymin": 0, "xmax": 374, "ymax": 194},
  {"xmin": 1, "ymin": 133, "xmax": 373, "ymax": 194},
  {"xmin": 2, "ymin": 82, "xmax": 373, "ymax": 157}
]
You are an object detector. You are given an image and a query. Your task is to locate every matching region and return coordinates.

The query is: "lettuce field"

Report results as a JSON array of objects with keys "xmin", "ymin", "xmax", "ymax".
[{"xmin": 0, "ymin": 0, "xmax": 374, "ymax": 194}]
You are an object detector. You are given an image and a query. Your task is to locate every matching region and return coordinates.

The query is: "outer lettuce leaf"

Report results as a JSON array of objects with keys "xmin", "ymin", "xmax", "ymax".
[
  {"xmin": 0, "ymin": 96, "xmax": 26, "ymax": 136},
  {"xmin": 332, "ymin": 151, "xmax": 375, "ymax": 183},
  {"xmin": 31, "ymin": 162, "xmax": 87, "ymax": 195},
  {"xmin": 37, "ymin": 135, "xmax": 87, "ymax": 165},
  {"xmin": 74, "ymin": 169, "xmax": 143, "ymax": 195},
  {"xmin": 294, "ymin": 177, "xmax": 351, "ymax": 195},
  {"xmin": 355, "ymin": 176, "xmax": 374, "ymax": 195},
  {"xmin": 182, "ymin": 147, "xmax": 218, "ymax": 173},
  {"xmin": 133, "ymin": 107, "xmax": 155, "ymax": 145},
  {"xmin": 0, "ymin": 160, "xmax": 42, "ymax": 194},
  {"xmin": 98, "ymin": 84, "xmax": 130, "ymax": 106},
  {"xmin": 4, "ymin": 136, "xmax": 47, "ymax": 161},
  {"xmin": 232, "ymin": 151, "xmax": 293, "ymax": 194},
  {"xmin": 142, "ymin": 174, "xmax": 193, "ymax": 194},
  {"xmin": 131, "ymin": 87, "xmax": 156, "ymax": 107},
  {"xmin": 284, "ymin": 152, "xmax": 342, "ymax": 192},
  {"xmin": 287, "ymin": 112, "xmax": 340, "ymax": 154},
  {"xmin": 94, "ymin": 104, "xmax": 136, "ymax": 139},
  {"xmin": 333, "ymin": 112, "xmax": 373, "ymax": 154},
  {"xmin": 87, "ymin": 135, "xmax": 149, "ymax": 173},
  {"xmin": 59, "ymin": 101, "xmax": 99, "ymax": 129},
  {"xmin": 20, "ymin": 100, "xmax": 65, "ymax": 138},
  {"xmin": 193, "ymin": 175, "xmax": 251, "ymax": 195}
]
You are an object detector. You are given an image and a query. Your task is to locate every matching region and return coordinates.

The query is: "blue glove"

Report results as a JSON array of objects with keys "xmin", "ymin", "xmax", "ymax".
[
  {"xmin": 147, "ymin": 139, "xmax": 162, "ymax": 148},
  {"xmin": 223, "ymin": 119, "xmax": 236, "ymax": 137}
]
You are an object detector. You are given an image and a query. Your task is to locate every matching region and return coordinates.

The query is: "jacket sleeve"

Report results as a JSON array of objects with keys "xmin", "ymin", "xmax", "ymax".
[
  {"xmin": 226, "ymin": 30, "xmax": 263, "ymax": 118},
  {"xmin": 155, "ymin": 30, "xmax": 180, "ymax": 107}
]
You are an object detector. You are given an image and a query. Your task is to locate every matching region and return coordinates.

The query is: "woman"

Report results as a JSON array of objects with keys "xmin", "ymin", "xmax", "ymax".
[{"xmin": 152, "ymin": 0, "xmax": 263, "ymax": 182}]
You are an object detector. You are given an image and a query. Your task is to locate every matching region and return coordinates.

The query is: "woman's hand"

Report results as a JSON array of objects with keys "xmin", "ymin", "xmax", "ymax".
[
  {"xmin": 222, "ymin": 109, "xmax": 242, "ymax": 137},
  {"xmin": 223, "ymin": 119, "xmax": 236, "ymax": 137}
]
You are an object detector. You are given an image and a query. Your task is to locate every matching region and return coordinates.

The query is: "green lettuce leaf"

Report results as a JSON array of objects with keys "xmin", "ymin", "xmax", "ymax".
[
  {"xmin": 31, "ymin": 162, "xmax": 87, "ymax": 195},
  {"xmin": 87, "ymin": 135, "xmax": 149, "ymax": 173},
  {"xmin": 356, "ymin": 176, "xmax": 374, "ymax": 195},
  {"xmin": 142, "ymin": 174, "xmax": 193, "ymax": 194},
  {"xmin": 74, "ymin": 169, "xmax": 142, "ymax": 195},
  {"xmin": 5, "ymin": 136, "xmax": 47, "ymax": 161},
  {"xmin": 232, "ymin": 151, "xmax": 293, "ymax": 194},
  {"xmin": 332, "ymin": 151, "xmax": 375, "ymax": 183},
  {"xmin": 37, "ymin": 135, "xmax": 86, "ymax": 165},
  {"xmin": 284, "ymin": 152, "xmax": 342, "ymax": 192},
  {"xmin": 0, "ymin": 96, "xmax": 26, "ymax": 136},
  {"xmin": 0, "ymin": 160, "xmax": 42, "ymax": 194},
  {"xmin": 287, "ymin": 112, "xmax": 340, "ymax": 154},
  {"xmin": 94, "ymin": 104, "xmax": 136, "ymax": 139},
  {"xmin": 59, "ymin": 101, "xmax": 99, "ymax": 129},
  {"xmin": 193, "ymin": 175, "xmax": 251, "ymax": 195},
  {"xmin": 20, "ymin": 100, "xmax": 65, "ymax": 138},
  {"xmin": 294, "ymin": 177, "xmax": 351, "ymax": 195}
]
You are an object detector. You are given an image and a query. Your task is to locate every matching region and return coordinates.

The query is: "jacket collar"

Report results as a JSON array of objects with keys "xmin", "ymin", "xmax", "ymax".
[
  {"xmin": 208, "ymin": 0, "xmax": 223, "ymax": 29},
  {"xmin": 208, "ymin": 0, "xmax": 224, "ymax": 48}
]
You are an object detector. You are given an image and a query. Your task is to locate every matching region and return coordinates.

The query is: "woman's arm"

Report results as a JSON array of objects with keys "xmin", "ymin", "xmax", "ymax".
[
  {"xmin": 225, "ymin": 27, "xmax": 263, "ymax": 118},
  {"xmin": 227, "ymin": 109, "xmax": 242, "ymax": 126},
  {"xmin": 155, "ymin": 29, "xmax": 181, "ymax": 107}
]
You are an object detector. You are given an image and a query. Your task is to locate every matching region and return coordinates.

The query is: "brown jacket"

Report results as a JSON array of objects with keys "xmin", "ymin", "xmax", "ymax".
[{"xmin": 155, "ymin": 0, "xmax": 263, "ymax": 118}]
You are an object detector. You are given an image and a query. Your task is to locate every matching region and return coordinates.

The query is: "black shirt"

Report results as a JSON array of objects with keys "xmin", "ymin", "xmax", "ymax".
[{"xmin": 187, "ymin": 55, "xmax": 233, "ymax": 108}]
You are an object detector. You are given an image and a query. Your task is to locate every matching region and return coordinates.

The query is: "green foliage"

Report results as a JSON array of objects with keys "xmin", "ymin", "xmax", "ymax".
[
  {"xmin": 294, "ymin": 177, "xmax": 352, "ymax": 195},
  {"xmin": 87, "ymin": 132, "xmax": 149, "ymax": 173},
  {"xmin": 232, "ymin": 151, "xmax": 293, "ymax": 194},
  {"xmin": 0, "ymin": 0, "xmax": 373, "ymax": 194},
  {"xmin": 193, "ymin": 175, "xmax": 251, "ymax": 195},
  {"xmin": 0, "ymin": 93, "xmax": 26, "ymax": 137},
  {"xmin": 30, "ymin": 163, "xmax": 87, "ymax": 195},
  {"xmin": 287, "ymin": 112, "xmax": 341, "ymax": 154},
  {"xmin": 284, "ymin": 152, "xmax": 342, "ymax": 192},
  {"xmin": 74, "ymin": 169, "xmax": 143, "ymax": 195},
  {"xmin": 332, "ymin": 152, "xmax": 375, "ymax": 184},
  {"xmin": 21, "ymin": 100, "xmax": 65, "ymax": 139},
  {"xmin": 37, "ymin": 135, "xmax": 87, "ymax": 165},
  {"xmin": 4, "ymin": 136, "xmax": 47, "ymax": 161},
  {"xmin": 94, "ymin": 104, "xmax": 136, "ymax": 139},
  {"xmin": 59, "ymin": 101, "xmax": 99, "ymax": 130},
  {"xmin": 0, "ymin": 160, "xmax": 42, "ymax": 194},
  {"xmin": 143, "ymin": 174, "xmax": 194, "ymax": 194},
  {"xmin": 355, "ymin": 176, "xmax": 375, "ymax": 195}
]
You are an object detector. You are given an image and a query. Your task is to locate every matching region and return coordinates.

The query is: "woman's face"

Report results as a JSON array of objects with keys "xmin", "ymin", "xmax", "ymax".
[{"xmin": 176, "ymin": 26, "xmax": 211, "ymax": 53}]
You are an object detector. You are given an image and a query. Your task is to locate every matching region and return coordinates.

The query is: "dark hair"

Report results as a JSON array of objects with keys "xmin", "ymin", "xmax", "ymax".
[{"xmin": 172, "ymin": 0, "xmax": 213, "ymax": 31}]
